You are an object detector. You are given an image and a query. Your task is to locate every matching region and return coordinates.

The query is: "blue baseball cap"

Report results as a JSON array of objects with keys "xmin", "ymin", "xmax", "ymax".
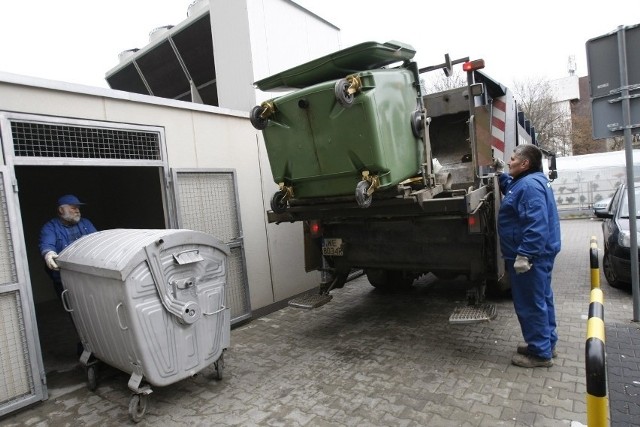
[{"xmin": 57, "ymin": 194, "xmax": 85, "ymax": 207}]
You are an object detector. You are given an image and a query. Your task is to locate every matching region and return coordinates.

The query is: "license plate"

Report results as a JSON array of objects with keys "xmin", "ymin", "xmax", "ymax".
[{"xmin": 322, "ymin": 238, "xmax": 343, "ymax": 256}]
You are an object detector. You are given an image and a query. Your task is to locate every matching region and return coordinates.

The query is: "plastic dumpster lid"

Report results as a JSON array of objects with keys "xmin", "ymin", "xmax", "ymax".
[
  {"xmin": 56, "ymin": 229, "xmax": 229, "ymax": 281},
  {"xmin": 254, "ymin": 40, "xmax": 416, "ymax": 91}
]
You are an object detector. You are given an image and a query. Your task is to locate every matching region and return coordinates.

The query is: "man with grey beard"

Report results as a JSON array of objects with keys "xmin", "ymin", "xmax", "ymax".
[{"xmin": 39, "ymin": 194, "xmax": 97, "ymax": 300}]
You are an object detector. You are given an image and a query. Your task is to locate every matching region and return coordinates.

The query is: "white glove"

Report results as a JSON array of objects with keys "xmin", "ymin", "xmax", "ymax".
[
  {"xmin": 514, "ymin": 255, "xmax": 532, "ymax": 274},
  {"xmin": 493, "ymin": 158, "xmax": 505, "ymax": 174},
  {"xmin": 44, "ymin": 251, "xmax": 59, "ymax": 271}
]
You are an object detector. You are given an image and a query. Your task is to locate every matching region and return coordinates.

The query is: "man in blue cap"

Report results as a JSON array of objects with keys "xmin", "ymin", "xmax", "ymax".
[{"xmin": 39, "ymin": 194, "xmax": 98, "ymax": 299}]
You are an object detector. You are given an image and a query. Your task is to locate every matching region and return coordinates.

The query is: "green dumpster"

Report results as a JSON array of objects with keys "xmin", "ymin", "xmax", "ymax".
[{"xmin": 251, "ymin": 41, "xmax": 425, "ymax": 210}]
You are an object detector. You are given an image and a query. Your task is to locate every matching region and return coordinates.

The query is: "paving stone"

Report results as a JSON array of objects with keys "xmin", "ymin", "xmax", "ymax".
[{"xmin": 2, "ymin": 219, "xmax": 637, "ymax": 426}]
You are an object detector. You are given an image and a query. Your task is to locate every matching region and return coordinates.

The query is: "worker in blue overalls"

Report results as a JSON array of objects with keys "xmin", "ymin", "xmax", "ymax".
[
  {"xmin": 39, "ymin": 194, "xmax": 98, "ymax": 300},
  {"xmin": 495, "ymin": 145, "xmax": 561, "ymax": 368}
]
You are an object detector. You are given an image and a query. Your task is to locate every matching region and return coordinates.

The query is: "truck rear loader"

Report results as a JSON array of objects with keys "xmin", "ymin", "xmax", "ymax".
[{"xmin": 250, "ymin": 41, "xmax": 557, "ymax": 322}]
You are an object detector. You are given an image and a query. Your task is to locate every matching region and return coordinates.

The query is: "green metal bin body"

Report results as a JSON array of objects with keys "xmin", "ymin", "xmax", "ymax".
[{"xmin": 261, "ymin": 68, "xmax": 423, "ymax": 199}]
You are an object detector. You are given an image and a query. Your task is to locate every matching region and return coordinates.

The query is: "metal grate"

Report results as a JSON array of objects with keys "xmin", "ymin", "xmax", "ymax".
[
  {"xmin": 0, "ymin": 291, "xmax": 33, "ymax": 405},
  {"xmin": 227, "ymin": 246, "xmax": 250, "ymax": 321},
  {"xmin": 174, "ymin": 172, "xmax": 239, "ymax": 242},
  {"xmin": 0, "ymin": 171, "xmax": 17, "ymax": 286},
  {"xmin": 449, "ymin": 304, "xmax": 497, "ymax": 324},
  {"xmin": 10, "ymin": 121, "xmax": 161, "ymax": 160},
  {"xmin": 174, "ymin": 171, "xmax": 250, "ymax": 324}
]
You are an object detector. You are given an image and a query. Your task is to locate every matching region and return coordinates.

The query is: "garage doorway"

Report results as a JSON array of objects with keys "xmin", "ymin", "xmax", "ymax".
[
  {"xmin": 15, "ymin": 165, "xmax": 167, "ymax": 377},
  {"xmin": 0, "ymin": 112, "xmax": 171, "ymax": 414}
]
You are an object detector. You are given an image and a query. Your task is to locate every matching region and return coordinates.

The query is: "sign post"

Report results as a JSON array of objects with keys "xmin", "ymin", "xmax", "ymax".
[{"xmin": 587, "ymin": 24, "xmax": 640, "ymax": 321}]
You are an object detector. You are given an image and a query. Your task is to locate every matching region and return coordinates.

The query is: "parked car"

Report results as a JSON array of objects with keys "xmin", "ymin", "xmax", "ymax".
[
  {"xmin": 601, "ymin": 182, "xmax": 640, "ymax": 288},
  {"xmin": 593, "ymin": 197, "xmax": 613, "ymax": 218}
]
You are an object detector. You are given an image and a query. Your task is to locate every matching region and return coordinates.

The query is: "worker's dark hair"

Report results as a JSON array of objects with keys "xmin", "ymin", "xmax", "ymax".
[{"xmin": 514, "ymin": 144, "xmax": 543, "ymax": 172}]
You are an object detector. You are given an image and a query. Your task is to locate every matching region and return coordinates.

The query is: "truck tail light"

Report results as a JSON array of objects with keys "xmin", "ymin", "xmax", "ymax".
[
  {"xmin": 308, "ymin": 220, "xmax": 322, "ymax": 238},
  {"xmin": 463, "ymin": 59, "xmax": 485, "ymax": 72},
  {"xmin": 468, "ymin": 213, "xmax": 482, "ymax": 234}
]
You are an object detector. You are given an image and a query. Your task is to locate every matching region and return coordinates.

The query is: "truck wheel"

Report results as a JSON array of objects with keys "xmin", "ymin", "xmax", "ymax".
[
  {"xmin": 249, "ymin": 105, "xmax": 269, "ymax": 130},
  {"xmin": 366, "ymin": 269, "xmax": 413, "ymax": 291},
  {"xmin": 270, "ymin": 190, "xmax": 288, "ymax": 213},
  {"xmin": 355, "ymin": 181, "xmax": 372, "ymax": 208},
  {"xmin": 334, "ymin": 79, "xmax": 354, "ymax": 108}
]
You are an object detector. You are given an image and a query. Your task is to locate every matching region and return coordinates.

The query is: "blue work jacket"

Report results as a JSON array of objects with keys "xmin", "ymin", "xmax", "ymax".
[
  {"xmin": 498, "ymin": 171, "xmax": 561, "ymax": 260},
  {"xmin": 39, "ymin": 217, "xmax": 97, "ymax": 282}
]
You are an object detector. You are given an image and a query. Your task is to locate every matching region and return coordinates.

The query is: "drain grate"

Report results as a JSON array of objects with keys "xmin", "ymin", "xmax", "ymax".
[
  {"xmin": 449, "ymin": 304, "xmax": 497, "ymax": 324},
  {"xmin": 288, "ymin": 293, "xmax": 333, "ymax": 309}
]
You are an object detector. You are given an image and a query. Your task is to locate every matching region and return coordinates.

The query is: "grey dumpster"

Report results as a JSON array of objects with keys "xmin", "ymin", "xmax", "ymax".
[{"xmin": 56, "ymin": 229, "xmax": 230, "ymax": 422}]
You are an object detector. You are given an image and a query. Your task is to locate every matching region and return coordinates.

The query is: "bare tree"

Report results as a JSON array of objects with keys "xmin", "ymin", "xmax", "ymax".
[
  {"xmin": 422, "ymin": 69, "xmax": 467, "ymax": 94},
  {"xmin": 511, "ymin": 78, "xmax": 571, "ymax": 155},
  {"xmin": 571, "ymin": 114, "xmax": 607, "ymax": 155}
]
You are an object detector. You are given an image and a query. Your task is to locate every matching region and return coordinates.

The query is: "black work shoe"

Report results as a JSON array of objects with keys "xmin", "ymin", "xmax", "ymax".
[
  {"xmin": 511, "ymin": 353, "xmax": 553, "ymax": 368},
  {"xmin": 517, "ymin": 343, "xmax": 557, "ymax": 358}
]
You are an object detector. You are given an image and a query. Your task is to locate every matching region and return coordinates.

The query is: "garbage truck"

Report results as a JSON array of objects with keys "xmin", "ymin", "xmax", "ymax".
[{"xmin": 250, "ymin": 41, "xmax": 557, "ymax": 322}]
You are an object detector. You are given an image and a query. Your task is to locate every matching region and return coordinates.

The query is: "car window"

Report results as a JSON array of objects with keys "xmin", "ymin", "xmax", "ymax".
[
  {"xmin": 610, "ymin": 185, "xmax": 624, "ymax": 215},
  {"xmin": 619, "ymin": 186, "xmax": 640, "ymax": 218}
]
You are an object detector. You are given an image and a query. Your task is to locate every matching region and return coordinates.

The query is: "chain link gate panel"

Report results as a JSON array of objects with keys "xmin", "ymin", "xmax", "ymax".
[
  {"xmin": 0, "ymin": 167, "xmax": 46, "ymax": 416},
  {"xmin": 173, "ymin": 170, "xmax": 251, "ymax": 324}
]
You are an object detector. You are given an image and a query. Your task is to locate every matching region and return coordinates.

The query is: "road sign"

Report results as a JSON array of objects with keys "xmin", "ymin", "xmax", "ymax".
[
  {"xmin": 591, "ymin": 93, "xmax": 640, "ymax": 139},
  {"xmin": 587, "ymin": 23, "xmax": 640, "ymax": 140},
  {"xmin": 586, "ymin": 23, "xmax": 640, "ymax": 99}
]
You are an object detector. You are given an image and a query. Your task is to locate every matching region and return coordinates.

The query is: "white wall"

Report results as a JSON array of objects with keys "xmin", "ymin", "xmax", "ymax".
[
  {"xmin": 246, "ymin": 0, "xmax": 341, "ymax": 104},
  {"xmin": 550, "ymin": 75, "xmax": 580, "ymax": 102},
  {"xmin": 0, "ymin": 75, "xmax": 317, "ymax": 310}
]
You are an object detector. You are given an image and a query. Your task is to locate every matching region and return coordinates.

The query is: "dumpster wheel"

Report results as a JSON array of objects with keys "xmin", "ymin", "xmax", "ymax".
[
  {"xmin": 249, "ymin": 105, "xmax": 269, "ymax": 130},
  {"xmin": 355, "ymin": 180, "xmax": 372, "ymax": 208},
  {"xmin": 86, "ymin": 365, "xmax": 98, "ymax": 391},
  {"xmin": 334, "ymin": 79, "xmax": 355, "ymax": 108},
  {"xmin": 129, "ymin": 394, "xmax": 149, "ymax": 423},
  {"xmin": 214, "ymin": 352, "xmax": 225, "ymax": 380},
  {"xmin": 270, "ymin": 190, "xmax": 289, "ymax": 213}
]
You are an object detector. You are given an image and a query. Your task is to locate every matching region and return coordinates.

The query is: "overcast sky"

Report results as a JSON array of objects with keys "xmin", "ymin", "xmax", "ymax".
[{"xmin": 0, "ymin": 0, "xmax": 638, "ymax": 89}]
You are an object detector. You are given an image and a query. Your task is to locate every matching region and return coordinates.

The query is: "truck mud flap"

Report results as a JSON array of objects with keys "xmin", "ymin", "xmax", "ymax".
[{"xmin": 448, "ymin": 304, "xmax": 497, "ymax": 324}]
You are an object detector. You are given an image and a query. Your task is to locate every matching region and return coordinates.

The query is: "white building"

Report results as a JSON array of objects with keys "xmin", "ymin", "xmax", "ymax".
[
  {"xmin": 549, "ymin": 74, "xmax": 580, "ymax": 156},
  {"xmin": 0, "ymin": 0, "xmax": 341, "ymax": 416}
]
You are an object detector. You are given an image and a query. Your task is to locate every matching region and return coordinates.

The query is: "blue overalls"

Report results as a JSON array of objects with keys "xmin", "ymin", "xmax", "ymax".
[{"xmin": 498, "ymin": 171, "xmax": 561, "ymax": 359}]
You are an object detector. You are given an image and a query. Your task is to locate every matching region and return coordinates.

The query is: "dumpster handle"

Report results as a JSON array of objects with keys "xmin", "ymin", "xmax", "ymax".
[
  {"xmin": 203, "ymin": 305, "xmax": 226, "ymax": 316},
  {"xmin": 116, "ymin": 302, "xmax": 129, "ymax": 330},
  {"xmin": 61, "ymin": 289, "xmax": 73, "ymax": 313}
]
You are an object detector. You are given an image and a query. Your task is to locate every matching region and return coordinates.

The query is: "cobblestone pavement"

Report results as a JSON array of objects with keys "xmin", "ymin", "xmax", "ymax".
[{"xmin": 1, "ymin": 218, "xmax": 639, "ymax": 426}]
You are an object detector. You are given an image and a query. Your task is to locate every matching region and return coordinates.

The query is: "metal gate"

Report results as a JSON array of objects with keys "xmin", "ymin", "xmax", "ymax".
[
  {"xmin": 172, "ymin": 169, "xmax": 251, "ymax": 324},
  {"xmin": 0, "ymin": 165, "xmax": 46, "ymax": 416},
  {"xmin": 0, "ymin": 112, "xmax": 171, "ymax": 416}
]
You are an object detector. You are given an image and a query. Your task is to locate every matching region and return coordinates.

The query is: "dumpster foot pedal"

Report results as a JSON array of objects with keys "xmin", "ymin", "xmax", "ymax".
[
  {"xmin": 288, "ymin": 293, "xmax": 333, "ymax": 309},
  {"xmin": 449, "ymin": 304, "xmax": 497, "ymax": 324}
]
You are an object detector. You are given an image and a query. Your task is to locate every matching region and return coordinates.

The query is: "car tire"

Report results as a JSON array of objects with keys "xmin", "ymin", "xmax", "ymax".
[{"xmin": 602, "ymin": 249, "xmax": 628, "ymax": 289}]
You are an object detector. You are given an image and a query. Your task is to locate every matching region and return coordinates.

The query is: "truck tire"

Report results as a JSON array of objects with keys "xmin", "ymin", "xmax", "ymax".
[{"xmin": 365, "ymin": 269, "xmax": 413, "ymax": 291}]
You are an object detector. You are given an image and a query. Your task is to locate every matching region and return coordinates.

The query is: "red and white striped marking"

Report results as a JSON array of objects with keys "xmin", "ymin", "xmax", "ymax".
[{"xmin": 491, "ymin": 98, "xmax": 506, "ymax": 153}]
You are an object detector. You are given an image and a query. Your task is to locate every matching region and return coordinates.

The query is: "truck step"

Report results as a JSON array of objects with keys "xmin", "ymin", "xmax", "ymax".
[
  {"xmin": 449, "ymin": 304, "xmax": 497, "ymax": 324},
  {"xmin": 288, "ymin": 293, "xmax": 333, "ymax": 309}
]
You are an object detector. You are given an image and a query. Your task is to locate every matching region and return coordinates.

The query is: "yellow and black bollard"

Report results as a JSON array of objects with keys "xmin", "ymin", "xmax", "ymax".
[
  {"xmin": 586, "ymin": 237, "xmax": 608, "ymax": 427},
  {"xmin": 590, "ymin": 236, "xmax": 600, "ymax": 290}
]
